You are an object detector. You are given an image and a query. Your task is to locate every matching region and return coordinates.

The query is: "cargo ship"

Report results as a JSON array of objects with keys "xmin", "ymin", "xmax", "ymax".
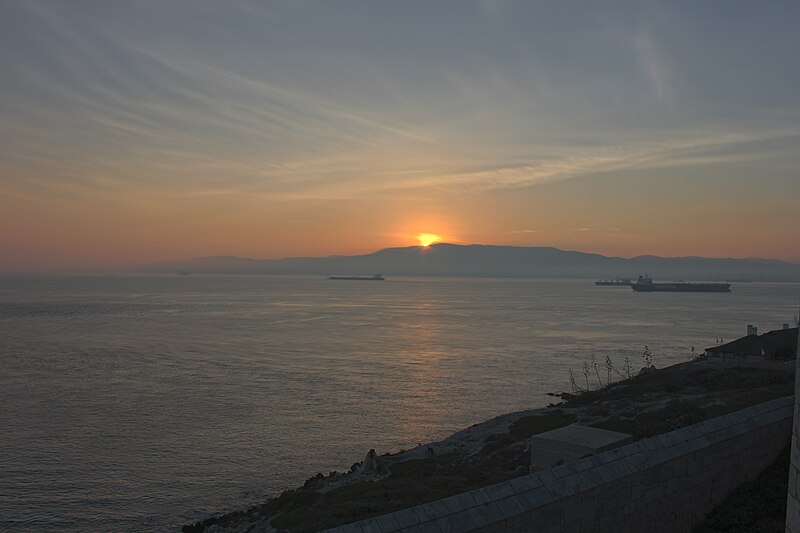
[
  {"xmin": 595, "ymin": 278, "xmax": 632, "ymax": 286},
  {"xmin": 631, "ymin": 275, "xmax": 731, "ymax": 293},
  {"xmin": 328, "ymin": 273, "xmax": 385, "ymax": 281}
]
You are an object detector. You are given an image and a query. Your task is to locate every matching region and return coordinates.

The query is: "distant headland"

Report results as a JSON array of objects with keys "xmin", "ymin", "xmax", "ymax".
[{"xmin": 136, "ymin": 244, "xmax": 800, "ymax": 282}]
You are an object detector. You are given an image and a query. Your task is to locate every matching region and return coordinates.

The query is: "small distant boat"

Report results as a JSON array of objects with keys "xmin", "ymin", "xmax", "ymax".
[
  {"xmin": 328, "ymin": 273, "xmax": 385, "ymax": 281},
  {"xmin": 595, "ymin": 278, "xmax": 632, "ymax": 286},
  {"xmin": 631, "ymin": 275, "xmax": 731, "ymax": 293}
]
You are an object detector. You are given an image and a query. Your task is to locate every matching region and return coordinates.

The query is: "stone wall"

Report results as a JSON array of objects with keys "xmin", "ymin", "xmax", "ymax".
[
  {"xmin": 787, "ymin": 329, "xmax": 800, "ymax": 532},
  {"xmin": 327, "ymin": 397, "xmax": 793, "ymax": 533}
]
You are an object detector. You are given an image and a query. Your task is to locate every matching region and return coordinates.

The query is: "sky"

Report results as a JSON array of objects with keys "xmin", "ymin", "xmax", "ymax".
[{"xmin": 1, "ymin": 0, "xmax": 799, "ymax": 273}]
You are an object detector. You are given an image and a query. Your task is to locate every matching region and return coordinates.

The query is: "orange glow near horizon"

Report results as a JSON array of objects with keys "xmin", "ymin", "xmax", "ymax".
[
  {"xmin": 2, "ymin": 181, "xmax": 799, "ymax": 274},
  {"xmin": 417, "ymin": 233, "xmax": 441, "ymax": 248}
]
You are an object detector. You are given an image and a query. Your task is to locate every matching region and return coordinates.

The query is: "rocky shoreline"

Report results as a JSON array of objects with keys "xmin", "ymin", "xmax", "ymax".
[{"xmin": 183, "ymin": 359, "xmax": 795, "ymax": 533}]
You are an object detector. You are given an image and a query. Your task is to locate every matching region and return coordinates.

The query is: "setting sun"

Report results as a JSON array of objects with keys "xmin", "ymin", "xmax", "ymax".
[{"xmin": 417, "ymin": 233, "xmax": 441, "ymax": 248}]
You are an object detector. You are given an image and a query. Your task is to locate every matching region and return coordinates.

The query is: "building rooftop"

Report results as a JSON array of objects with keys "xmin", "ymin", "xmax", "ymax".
[
  {"xmin": 706, "ymin": 326, "xmax": 797, "ymax": 359},
  {"xmin": 529, "ymin": 424, "xmax": 633, "ymax": 471}
]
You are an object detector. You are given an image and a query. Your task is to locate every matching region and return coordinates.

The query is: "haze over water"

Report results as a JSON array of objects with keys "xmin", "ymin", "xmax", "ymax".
[{"xmin": 2, "ymin": 275, "xmax": 797, "ymax": 531}]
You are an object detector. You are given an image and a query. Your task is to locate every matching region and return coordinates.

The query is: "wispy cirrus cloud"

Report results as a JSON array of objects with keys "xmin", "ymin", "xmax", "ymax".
[
  {"xmin": 634, "ymin": 27, "xmax": 674, "ymax": 103},
  {"xmin": 3, "ymin": 0, "xmax": 798, "ymax": 203},
  {"xmin": 339, "ymin": 127, "xmax": 800, "ymax": 196}
]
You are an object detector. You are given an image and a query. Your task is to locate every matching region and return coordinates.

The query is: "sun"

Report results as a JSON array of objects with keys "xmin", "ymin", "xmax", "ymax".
[{"xmin": 417, "ymin": 233, "xmax": 441, "ymax": 248}]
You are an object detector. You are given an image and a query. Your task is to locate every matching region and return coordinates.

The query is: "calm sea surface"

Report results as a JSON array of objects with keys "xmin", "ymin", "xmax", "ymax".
[{"xmin": 1, "ymin": 276, "xmax": 798, "ymax": 531}]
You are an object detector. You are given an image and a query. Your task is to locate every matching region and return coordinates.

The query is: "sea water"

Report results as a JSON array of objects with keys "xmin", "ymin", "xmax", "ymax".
[{"xmin": 1, "ymin": 275, "xmax": 797, "ymax": 531}]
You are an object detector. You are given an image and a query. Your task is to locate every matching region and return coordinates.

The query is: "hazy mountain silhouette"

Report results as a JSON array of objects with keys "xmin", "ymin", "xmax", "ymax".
[{"xmin": 136, "ymin": 244, "xmax": 800, "ymax": 281}]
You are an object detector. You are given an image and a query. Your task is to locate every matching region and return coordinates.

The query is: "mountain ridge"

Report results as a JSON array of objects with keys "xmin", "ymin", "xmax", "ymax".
[{"xmin": 136, "ymin": 244, "xmax": 800, "ymax": 281}]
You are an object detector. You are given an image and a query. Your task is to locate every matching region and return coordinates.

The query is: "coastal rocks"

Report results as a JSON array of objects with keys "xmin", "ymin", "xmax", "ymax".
[
  {"xmin": 303, "ymin": 472, "xmax": 325, "ymax": 488},
  {"xmin": 293, "ymin": 450, "xmax": 396, "ymax": 498},
  {"xmin": 353, "ymin": 449, "xmax": 389, "ymax": 477},
  {"xmin": 361, "ymin": 449, "xmax": 380, "ymax": 474}
]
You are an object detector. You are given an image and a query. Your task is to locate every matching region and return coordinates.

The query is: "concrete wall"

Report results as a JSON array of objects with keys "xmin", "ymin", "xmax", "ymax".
[
  {"xmin": 787, "ymin": 329, "xmax": 800, "ymax": 532},
  {"xmin": 327, "ymin": 397, "xmax": 793, "ymax": 533}
]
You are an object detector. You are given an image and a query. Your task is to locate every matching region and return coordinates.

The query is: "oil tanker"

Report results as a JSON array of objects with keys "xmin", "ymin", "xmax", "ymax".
[
  {"xmin": 328, "ymin": 273, "xmax": 385, "ymax": 281},
  {"xmin": 631, "ymin": 275, "xmax": 731, "ymax": 292},
  {"xmin": 595, "ymin": 278, "xmax": 632, "ymax": 286}
]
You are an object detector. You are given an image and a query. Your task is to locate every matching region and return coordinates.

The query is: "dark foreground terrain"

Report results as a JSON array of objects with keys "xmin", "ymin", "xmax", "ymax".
[
  {"xmin": 185, "ymin": 360, "xmax": 795, "ymax": 532},
  {"xmin": 694, "ymin": 444, "xmax": 789, "ymax": 533}
]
